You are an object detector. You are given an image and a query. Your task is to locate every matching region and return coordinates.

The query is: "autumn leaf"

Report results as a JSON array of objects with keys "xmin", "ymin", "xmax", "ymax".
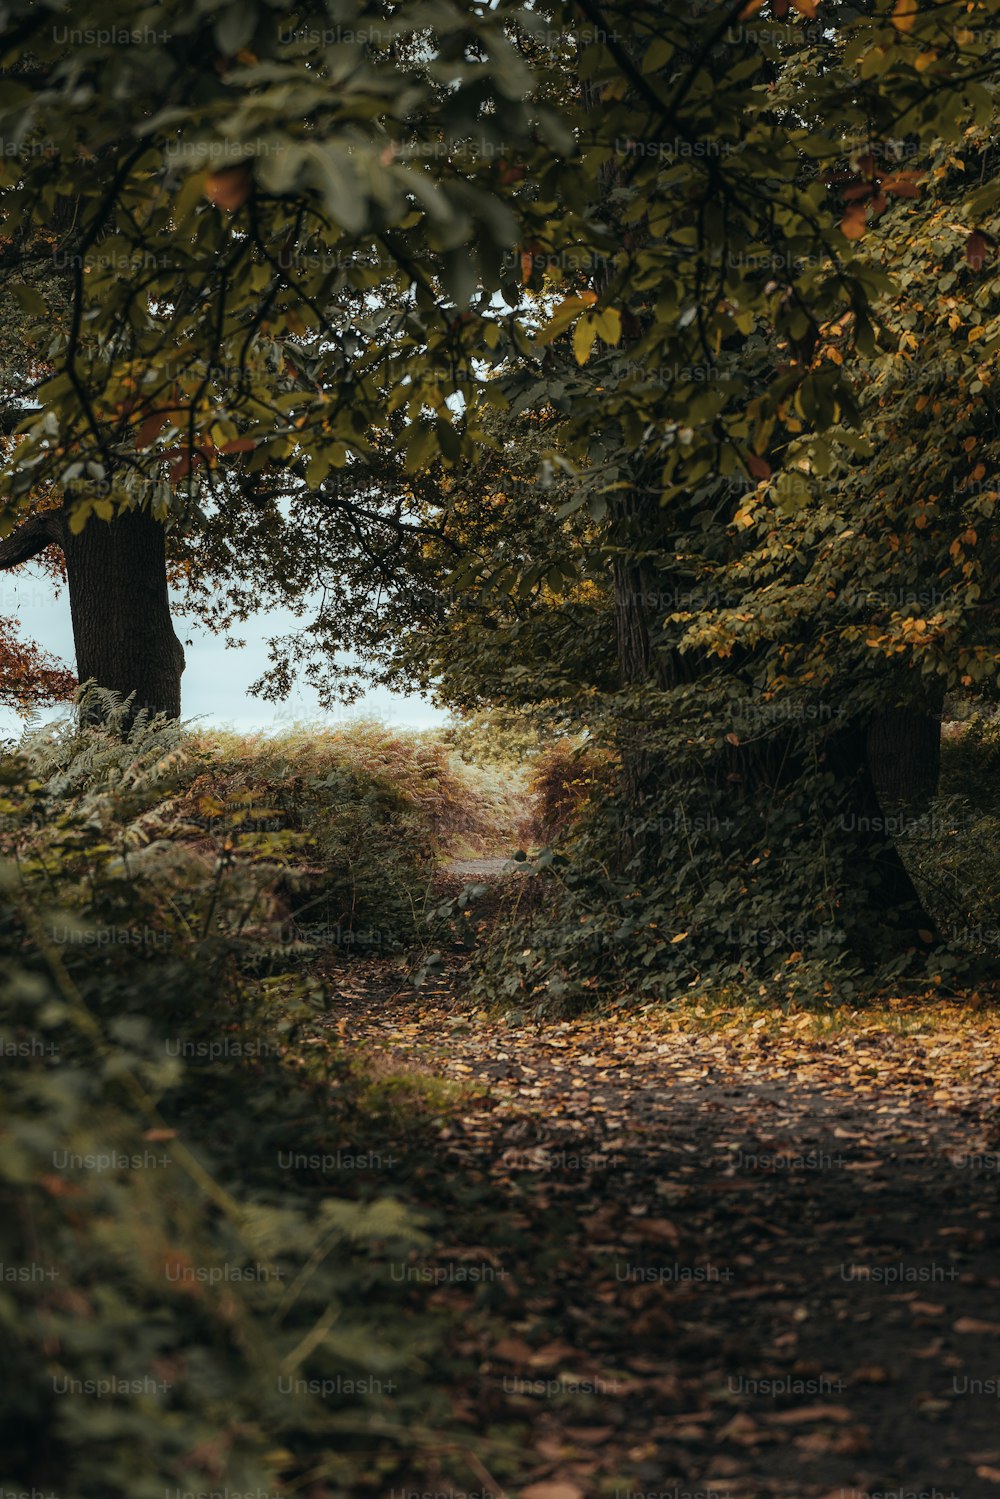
[
  {"xmin": 747, "ymin": 453, "xmax": 772, "ymax": 480},
  {"xmin": 767, "ymin": 1404, "xmax": 854, "ymax": 1424},
  {"xmin": 205, "ymin": 164, "xmax": 253, "ymax": 211},
  {"xmin": 497, "ymin": 158, "xmax": 527, "ymax": 186},
  {"xmin": 840, "ymin": 205, "xmax": 868, "ymax": 241},
  {"xmin": 134, "ymin": 412, "xmax": 170, "ymax": 450},
  {"xmin": 966, "ymin": 231, "xmax": 991, "ymax": 271},
  {"xmin": 39, "ymin": 1174, "xmax": 81, "ymax": 1197},
  {"xmin": 573, "ymin": 317, "xmax": 597, "ymax": 366},
  {"xmin": 891, "ymin": 0, "xmax": 918, "ymax": 30},
  {"xmin": 882, "ymin": 173, "xmax": 922, "ymax": 198},
  {"xmin": 522, "ymin": 1485, "xmax": 584, "ymax": 1499},
  {"xmin": 630, "ymin": 1216, "xmax": 680, "ymax": 1243}
]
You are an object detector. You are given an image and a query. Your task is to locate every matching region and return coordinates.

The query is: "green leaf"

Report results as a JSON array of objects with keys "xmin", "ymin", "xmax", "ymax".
[
  {"xmin": 10, "ymin": 284, "xmax": 45, "ymax": 318},
  {"xmin": 641, "ymin": 39, "xmax": 674, "ymax": 74},
  {"xmin": 214, "ymin": 1, "xmax": 257, "ymax": 54}
]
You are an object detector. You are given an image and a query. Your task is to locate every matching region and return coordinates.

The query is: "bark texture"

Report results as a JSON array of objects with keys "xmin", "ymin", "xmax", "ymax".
[
  {"xmin": 0, "ymin": 502, "xmax": 184, "ymax": 723},
  {"xmin": 867, "ymin": 704, "xmax": 943, "ymax": 816},
  {"xmin": 60, "ymin": 505, "xmax": 184, "ymax": 720},
  {"xmin": 824, "ymin": 718, "xmax": 937, "ymax": 959}
]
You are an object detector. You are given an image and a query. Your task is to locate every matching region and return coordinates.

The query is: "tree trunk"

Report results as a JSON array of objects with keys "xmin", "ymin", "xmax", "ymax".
[
  {"xmin": 60, "ymin": 505, "xmax": 184, "ymax": 722},
  {"xmin": 867, "ymin": 703, "xmax": 942, "ymax": 817},
  {"xmin": 610, "ymin": 494, "xmax": 685, "ymax": 850},
  {"xmin": 824, "ymin": 718, "xmax": 936, "ymax": 961}
]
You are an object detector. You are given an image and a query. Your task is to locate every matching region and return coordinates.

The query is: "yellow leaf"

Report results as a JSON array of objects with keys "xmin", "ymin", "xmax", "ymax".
[
  {"xmin": 892, "ymin": 0, "xmax": 918, "ymax": 30},
  {"xmin": 573, "ymin": 316, "xmax": 597, "ymax": 365},
  {"xmin": 68, "ymin": 501, "xmax": 92, "ymax": 535},
  {"xmin": 671, "ymin": 932, "xmax": 689, "ymax": 944},
  {"xmin": 593, "ymin": 307, "xmax": 622, "ymax": 345}
]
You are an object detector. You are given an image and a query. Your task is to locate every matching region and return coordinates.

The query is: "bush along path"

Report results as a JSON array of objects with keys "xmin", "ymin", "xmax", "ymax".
[{"xmin": 315, "ymin": 930, "xmax": 1000, "ymax": 1499}]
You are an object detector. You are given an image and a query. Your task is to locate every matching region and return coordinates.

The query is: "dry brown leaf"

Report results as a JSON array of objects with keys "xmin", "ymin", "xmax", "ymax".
[
  {"xmin": 967, "ymin": 230, "xmax": 991, "ymax": 271},
  {"xmin": 630, "ymin": 1216, "xmax": 680, "ymax": 1243},
  {"xmin": 840, "ymin": 205, "xmax": 868, "ymax": 240},
  {"xmin": 522, "ymin": 1485, "xmax": 584, "ymax": 1499},
  {"xmin": 204, "ymin": 164, "xmax": 253, "ymax": 211},
  {"xmin": 767, "ymin": 1404, "xmax": 854, "ymax": 1424},
  {"xmin": 492, "ymin": 1336, "xmax": 537, "ymax": 1362}
]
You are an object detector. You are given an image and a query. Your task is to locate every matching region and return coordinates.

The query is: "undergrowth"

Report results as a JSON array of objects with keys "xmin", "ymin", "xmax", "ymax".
[{"xmin": 0, "ymin": 691, "xmax": 527, "ymax": 1499}]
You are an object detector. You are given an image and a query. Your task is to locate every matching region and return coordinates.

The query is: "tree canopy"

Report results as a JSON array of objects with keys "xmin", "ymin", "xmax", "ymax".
[{"xmin": 0, "ymin": 0, "xmax": 999, "ymax": 991}]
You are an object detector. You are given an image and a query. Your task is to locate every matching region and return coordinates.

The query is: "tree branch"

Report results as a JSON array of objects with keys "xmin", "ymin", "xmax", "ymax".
[
  {"xmin": 0, "ymin": 407, "xmax": 34, "ymax": 435},
  {"xmin": 0, "ymin": 510, "xmax": 63, "ymax": 570}
]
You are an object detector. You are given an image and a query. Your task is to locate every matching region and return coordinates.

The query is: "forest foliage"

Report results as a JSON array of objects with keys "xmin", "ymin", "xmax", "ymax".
[
  {"xmin": 2, "ymin": 1, "xmax": 1000, "ymax": 1491},
  {"xmin": 0, "ymin": 696, "xmax": 535, "ymax": 1496}
]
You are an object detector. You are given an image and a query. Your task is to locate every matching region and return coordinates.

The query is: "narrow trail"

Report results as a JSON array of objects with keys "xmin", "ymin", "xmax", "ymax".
[
  {"xmin": 317, "ymin": 884, "xmax": 1000, "ymax": 1498},
  {"xmin": 443, "ymin": 855, "xmax": 518, "ymax": 880}
]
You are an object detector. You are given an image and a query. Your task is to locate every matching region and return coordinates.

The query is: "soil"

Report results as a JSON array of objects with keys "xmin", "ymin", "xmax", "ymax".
[{"xmin": 316, "ymin": 896, "xmax": 1000, "ymax": 1499}]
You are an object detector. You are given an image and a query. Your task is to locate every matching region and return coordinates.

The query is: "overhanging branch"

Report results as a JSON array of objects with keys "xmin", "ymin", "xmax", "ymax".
[{"xmin": 0, "ymin": 509, "xmax": 63, "ymax": 570}]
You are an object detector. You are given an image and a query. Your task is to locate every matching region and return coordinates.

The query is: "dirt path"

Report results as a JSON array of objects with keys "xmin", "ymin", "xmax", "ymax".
[
  {"xmin": 443, "ymin": 855, "xmax": 520, "ymax": 880},
  {"xmin": 323, "ymin": 963, "xmax": 1000, "ymax": 1499}
]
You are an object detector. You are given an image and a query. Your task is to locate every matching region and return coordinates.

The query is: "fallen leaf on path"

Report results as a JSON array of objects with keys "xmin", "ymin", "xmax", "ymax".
[
  {"xmin": 767, "ymin": 1403, "xmax": 854, "ymax": 1424},
  {"xmin": 522, "ymin": 1484, "xmax": 584, "ymax": 1499}
]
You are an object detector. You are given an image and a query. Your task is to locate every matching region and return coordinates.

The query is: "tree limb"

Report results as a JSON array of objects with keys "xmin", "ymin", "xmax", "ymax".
[
  {"xmin": 0, "ymin": 510, "xmax": 63, "ymax": 570},
  {"xmin": 0, "ymin": 407, "xmax": 34, "ymax": 435}
]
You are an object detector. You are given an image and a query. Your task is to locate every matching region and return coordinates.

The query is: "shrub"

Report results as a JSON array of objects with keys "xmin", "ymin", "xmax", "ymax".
[
  {"xmin": 899, "ymin": 714, "xmax": 1000, "ymax": 959},
  {"xmin": 0, "ymin": 694, "xmax": 470, "ymax": 1497},
  {"xmin": 176, "ymin": 719, "xmax": 532, "ymax": 943},
  {"xmin": 525, "ymin": 737, "xmax": 614, "ymax": 843}
]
